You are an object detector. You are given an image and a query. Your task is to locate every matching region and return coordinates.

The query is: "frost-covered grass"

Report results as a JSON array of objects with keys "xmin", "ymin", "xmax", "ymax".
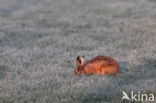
[{"xmin": 0, "ymin": 0, "xmax": 156, "ymax": 103}]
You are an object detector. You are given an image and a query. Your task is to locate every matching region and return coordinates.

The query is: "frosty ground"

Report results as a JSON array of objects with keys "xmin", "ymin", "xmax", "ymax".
[{"xmin": 0, "ymin": 0, "xmax": 156, "ymax": 103}]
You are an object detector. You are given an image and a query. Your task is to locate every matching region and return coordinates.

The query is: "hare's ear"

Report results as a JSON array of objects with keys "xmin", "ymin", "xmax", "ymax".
[
  {"xmin": 77, "ymin": 56, "xmax": 80, "ymax": 60},
  {"xmin": 81, "ymin": 56, "xmax": 84, "ymax": 65},
  {"xmin": 76, "ymin": 56, "xmax": 81, "ymax": 65}
]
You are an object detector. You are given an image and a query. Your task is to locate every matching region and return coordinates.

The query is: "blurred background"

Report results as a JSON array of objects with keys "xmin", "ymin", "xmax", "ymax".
[{"xmin": 0, "ymin": 0, "xmax": 156, "ymax": 103}]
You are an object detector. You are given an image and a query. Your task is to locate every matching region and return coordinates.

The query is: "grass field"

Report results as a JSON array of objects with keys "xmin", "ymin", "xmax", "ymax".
[{"xmin": 0, "ymin": 0, "xmax": 156, "ymax": 103}]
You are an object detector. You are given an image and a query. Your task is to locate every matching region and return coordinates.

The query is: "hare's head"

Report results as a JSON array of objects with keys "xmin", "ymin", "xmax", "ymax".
[{"xmin": 75, "ymin": 56, "xmax": 84, "ymax": 75}]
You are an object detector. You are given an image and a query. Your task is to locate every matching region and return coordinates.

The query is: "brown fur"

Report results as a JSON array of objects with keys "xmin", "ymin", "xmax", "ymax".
[{"xmin": 75, "ymin": 56, "xmax": 119, "ymax": 75}]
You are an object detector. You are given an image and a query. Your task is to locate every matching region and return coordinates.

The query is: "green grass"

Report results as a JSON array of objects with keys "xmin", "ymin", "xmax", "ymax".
[{"xmin": 0, "ymin": 65, "xmax": 9, "ymax": 79}]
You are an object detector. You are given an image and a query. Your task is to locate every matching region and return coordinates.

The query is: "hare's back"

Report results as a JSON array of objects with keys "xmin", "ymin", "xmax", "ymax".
[
  {"xmin": 84, "ymin": 56, "xmax": 117, "ymax": 66},
  {"xmin": 83, "ymin": 56, "xmax": 118, "ymax": 74}
]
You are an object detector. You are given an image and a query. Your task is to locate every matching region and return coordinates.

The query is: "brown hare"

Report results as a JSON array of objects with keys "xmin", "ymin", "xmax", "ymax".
[{"xmin": 75, "ymin": 56, "xmax": 119, "ymax": 75}]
